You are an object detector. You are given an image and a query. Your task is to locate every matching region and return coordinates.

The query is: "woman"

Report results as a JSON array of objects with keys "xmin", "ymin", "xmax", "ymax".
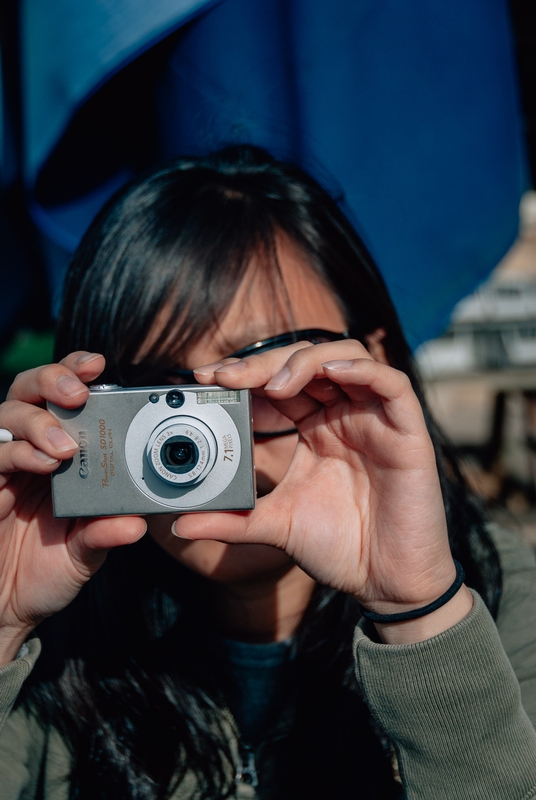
[{"xmin": 0, "ymin": 145, "xmax": 535, "ymax": 799}]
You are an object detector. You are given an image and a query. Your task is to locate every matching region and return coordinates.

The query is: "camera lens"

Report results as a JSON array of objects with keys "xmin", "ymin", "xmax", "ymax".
[
  {"xmin": 160, "ymin": 436, "xmax": 199, "ymax": 474},
  {"xmin": 146, "ymin": 420, "xmax": 214, "ymax": 487},
  {"xmin": 166, "ymin": 390, "xmax": 185, "ymax": 408}
]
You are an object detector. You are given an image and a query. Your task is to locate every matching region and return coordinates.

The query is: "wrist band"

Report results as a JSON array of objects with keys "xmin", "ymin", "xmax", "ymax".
[{"xmin": 360, "ymin": 560, "xmax": 465, "ymax": 623}]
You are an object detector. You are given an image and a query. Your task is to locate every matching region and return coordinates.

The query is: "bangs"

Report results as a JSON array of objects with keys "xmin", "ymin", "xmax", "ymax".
[
  {"xmin": 56, "ymin": 143, "xmax": 394, "ymax": 386},
  {"xmin": 125, "ymin": 227, "xmax": 293, "ymax": 386},
  {"xmin": 57, "ymin": 171, "xmax": 299, "ymax": 385}
]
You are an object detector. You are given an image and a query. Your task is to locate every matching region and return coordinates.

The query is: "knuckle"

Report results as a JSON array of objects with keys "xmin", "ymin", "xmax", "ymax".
[
  {"xmin": 25, "ymin": 405, "xmax": 47, "ymax": 429},
  {"xmin": 0, "ymin": 399, "xmax": 52, "ymax": 439},
  {"xmin": 0, "ymin": 398, "xmax": 16, "ymax": 417},
  {"xmin": 397, "ymin": 371, "xmax": 412, "ymax": 390},
  {"xmin": 5, "ymin": 441, "xmax": 50, "ymax": 475},
  {"xmin": 0, "ymin": 399, "xmax": 24, "ymax": 428},
  {"xmin": 9, "ymin": 363, "xmax": 60, "ymax": 400},
  {"xmin": 390, "ymin": 370, "xmax": 412, "ymax": 398},
  {"xmin": 8, "ymin": 370, "xmax": 30, "ymax": 396},
  {"xmin": 286, "ymin": 342, "xmax": 315, "ymax": 365},
  {"xmin": 0, "ymin": 441, "xmax": 18, "ymax": 474},
  {"xmin": 35, "ymin": 363, "xmax": 65, "ymax": 387}
]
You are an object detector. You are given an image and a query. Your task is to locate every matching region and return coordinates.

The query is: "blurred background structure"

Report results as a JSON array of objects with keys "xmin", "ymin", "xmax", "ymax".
[
  {"xmin": 1, "ymin": 0, "xmax": 536, "ymax": 535},
  {"xmin": 417, "ymin": 191, "xmax": 536, "ymax": 543}
]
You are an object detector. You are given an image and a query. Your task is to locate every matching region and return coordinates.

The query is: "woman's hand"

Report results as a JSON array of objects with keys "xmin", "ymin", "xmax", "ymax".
[
  {"xmin": 0, "ymin": 353, "xmax": 146, "ymax": 664},
  {"xmin": 175, "ymin": 339, "xmax": 473, "ymax": 643}
]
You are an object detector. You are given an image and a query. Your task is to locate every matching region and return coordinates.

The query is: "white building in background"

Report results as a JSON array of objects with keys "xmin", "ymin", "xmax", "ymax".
[{"xmin": 416, "ymin": 192, "xmax": 536, "ymax": 380}]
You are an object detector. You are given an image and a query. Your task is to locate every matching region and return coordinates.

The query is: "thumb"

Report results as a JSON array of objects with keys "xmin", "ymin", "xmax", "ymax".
[
  {"xmin": 67, "ymin": 516, "xmax": 147, "ymax": 575},
  {"xmin": 172, "ymin": 499, "xmax": 288, "ymax": 550}
]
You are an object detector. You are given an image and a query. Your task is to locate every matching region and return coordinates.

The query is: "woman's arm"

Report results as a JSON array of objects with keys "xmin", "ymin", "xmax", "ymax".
[
  {"xmin": 0, "ymin": 638, "xmax": 47, "ymax": 797},
  {"xmin": 0, "ymin": 638, "xmax": 41, "ymax": 733},
  {"xmin": 355, "ymin": 591, "xmax": 536, "ymax": 799},
  {"xmin": 187, "ymin": 339, "xmax": 536, "ymax": 796}
]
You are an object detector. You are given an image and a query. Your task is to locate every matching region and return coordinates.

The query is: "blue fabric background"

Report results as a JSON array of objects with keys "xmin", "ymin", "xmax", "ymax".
[{"xmin": 18, "ymin": 0, "xmax": 528, "ymax": 347}]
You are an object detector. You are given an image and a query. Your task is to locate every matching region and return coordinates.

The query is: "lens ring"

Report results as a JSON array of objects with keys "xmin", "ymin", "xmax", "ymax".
[{"xmin": 147, "ymin": 421, "xmax": 212, "ymax": 486}]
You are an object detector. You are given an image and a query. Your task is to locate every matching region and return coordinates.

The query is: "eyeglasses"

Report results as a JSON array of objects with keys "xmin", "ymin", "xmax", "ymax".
[{"xmin": 162, "ymin": 329, "xmax": 349, "ymax": 439}]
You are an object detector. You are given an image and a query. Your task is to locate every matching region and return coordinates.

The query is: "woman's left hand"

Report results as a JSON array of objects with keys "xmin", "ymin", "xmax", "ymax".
[{"xmin": 174, "ymin": 339, "xmax": 473, "ymax": 639}]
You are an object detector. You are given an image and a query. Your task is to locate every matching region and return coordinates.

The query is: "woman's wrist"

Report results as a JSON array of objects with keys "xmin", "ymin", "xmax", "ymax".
[
  {"xmin": 372, "ymin": 584, "xmax": 474, "ymax": 644},
  {"xmin": 0, "ymin": 624, "xmax": 35, "ymax": 668}
]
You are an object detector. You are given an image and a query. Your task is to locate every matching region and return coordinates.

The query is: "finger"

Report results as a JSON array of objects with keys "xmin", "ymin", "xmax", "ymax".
[
  {"xmin": 300, "ymin": 377, "xmax": 348, "ymax": 406},
  {"xmin": 172, "ymin": 497, "xmax": 287, "ymax": 550},
  {"xmin": 262, "ymin": 376, "xmax": 355, "ymax": 432},
  {"xmin": 322, "ymin": 359, "xmax": 426, "ymax": 436},
  {"xmin": 260, "ymin": 391, "xmax": 324, "ymax": 429},
  {"xmin": 0, "ymin": 400, "xmax": 78, "ymax": 464},
  {"xmin": 59, "ymin": 351, "xmax": 106, "ymax": 381},
  {"xmin": 193, "ymin": 357, "xmax": 241, "ymax": 383},
  {"xmin": 0, "ymin": 471, "xmax": 50, "ymax": 514},
  {"xmin": 7, "ymin": 352, "xmax": 105, "ymax": 407},
  {"xmin": 67, "ymin": 516, "xmax": 148, "ymax": 575},
  {"xmin": 0, "ymin": 353, "xmax": 104, "ymax": 466},
  {"xmin": 0, "ymin": 439, "xmax": 61, "ymax": 475},
  {"xmin": 195, "ymin": 341, "xmax": 367, "ymax": 432},
  {"xmin": 194, "ymin": 341, "xmax": 313, "ymax": 386},
  {"xmin": 207, "ymin": 339, "xmax": 370, "ymax": 394}
]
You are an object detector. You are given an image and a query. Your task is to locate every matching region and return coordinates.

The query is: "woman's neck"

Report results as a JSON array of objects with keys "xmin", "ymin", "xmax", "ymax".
[{"xmin": 210, "ymin": 564, "xmax": 316, "ymax": 643}]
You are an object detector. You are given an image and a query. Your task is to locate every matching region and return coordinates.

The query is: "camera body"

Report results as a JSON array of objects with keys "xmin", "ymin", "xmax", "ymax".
[{"xmin": 47, "ymin": 384, "xmax": 255, "ymax": 518}]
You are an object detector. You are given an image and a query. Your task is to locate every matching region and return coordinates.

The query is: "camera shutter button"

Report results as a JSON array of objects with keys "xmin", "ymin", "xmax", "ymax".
[{"xmin": 89, "ymin": 384, "xmax": 121, "ymax": 391}]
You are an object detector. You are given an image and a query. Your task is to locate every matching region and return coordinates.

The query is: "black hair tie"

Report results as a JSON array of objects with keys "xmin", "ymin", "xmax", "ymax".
[{"xmin": 360, "ymin": 560, "xmax": 465, "ymax": 623}]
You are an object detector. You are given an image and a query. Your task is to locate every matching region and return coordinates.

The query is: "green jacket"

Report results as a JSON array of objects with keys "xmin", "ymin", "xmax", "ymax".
[{"xmin": 1, "ymin": 524, "xmax": 536, "ymax": 799}]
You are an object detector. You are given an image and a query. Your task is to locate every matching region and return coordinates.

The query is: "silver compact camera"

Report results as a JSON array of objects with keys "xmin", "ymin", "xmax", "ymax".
[{"xmin": 47, "ymin": 384, "xmax": 255, "ymax": 518}]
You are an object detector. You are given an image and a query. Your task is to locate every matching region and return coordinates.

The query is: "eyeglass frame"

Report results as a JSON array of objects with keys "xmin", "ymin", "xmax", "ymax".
[{"xmin": 163, "ymin": 328, "xmax": 350, "ymax": 439}]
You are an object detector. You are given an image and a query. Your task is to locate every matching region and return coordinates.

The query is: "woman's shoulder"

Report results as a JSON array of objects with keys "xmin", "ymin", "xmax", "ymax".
[
  {"xmin": 487, "ymin": 519, "xmax": 536, "ymax": 629},
  {"xmin": 487, "ymin": 520, "xmax": 536, "ymax": 577}
]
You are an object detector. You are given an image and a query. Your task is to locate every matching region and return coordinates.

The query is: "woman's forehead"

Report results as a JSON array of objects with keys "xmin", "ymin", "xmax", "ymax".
[
  {"xmin": 184, "ymin": 246, "xmax": 346, "ymax": 365},
  {"xmin": 135, "ymin": 230, "xmax": 346, "ymax": 369}
]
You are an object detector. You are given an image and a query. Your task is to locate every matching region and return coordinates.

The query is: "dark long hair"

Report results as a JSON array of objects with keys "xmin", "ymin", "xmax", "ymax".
[{"xmin": 22, "ymin": 145, "xmax": 500, "ymax": 799}]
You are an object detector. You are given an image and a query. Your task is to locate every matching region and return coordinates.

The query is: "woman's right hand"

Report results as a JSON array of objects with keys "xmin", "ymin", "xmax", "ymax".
[{"xmin": 0, "ymin": 352, "xmax": 146, "ymax": 665}]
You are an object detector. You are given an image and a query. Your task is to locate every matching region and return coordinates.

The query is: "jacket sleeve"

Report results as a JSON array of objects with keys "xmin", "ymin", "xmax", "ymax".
[
  {"xmin": 490, "ymin": 523, "xmax": 536, "ymax": 725},
  {"xmin": 354, "ymin": 584, "xmax": 536, "ymax": 799},
  {"xmin": 0, "ymin": 638, "xmax": 43, "ymax": 797},
  {"xmin": 0, "ymin": 637, "xmax": 41, "ymax": 734}
]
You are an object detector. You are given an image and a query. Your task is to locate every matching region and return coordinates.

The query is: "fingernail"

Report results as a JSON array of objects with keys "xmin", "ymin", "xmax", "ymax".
[
  {"xmin": 215, "ymin": 361, "xmax": 247, "ymax": 374},
  {"xmin": 56, "ymin": 374, "xmax": 87, "ymax": 398},
  {"xmin": 264, "ymin": 366, "xmax": 291, "ymax": 391},
  {"xmin": 74, "ymin": 352, "xmax": 101, "ymax": 366},
  {"xmin": 33, "ymin": 448, "xmax": 59, "ymax": 465},
  {"xmin": 193, "ymin": 362, "xmax": 223, "ymax": 376},
  {"xmin": 171, "ymin": 519, "xmax": 191, "ymax": 539},
  {"xmin": 46, "ymin": 426, "xmax": 78, "ymax": 452},
  {"xmin": 322, "ymin": 360, "xmax": 354, "ymax": 371}
]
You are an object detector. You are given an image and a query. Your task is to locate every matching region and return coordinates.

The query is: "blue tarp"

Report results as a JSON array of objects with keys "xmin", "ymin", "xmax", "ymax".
[{"xmin": 16, "ymin": 0, "xmax": 529, "ymax": 347}]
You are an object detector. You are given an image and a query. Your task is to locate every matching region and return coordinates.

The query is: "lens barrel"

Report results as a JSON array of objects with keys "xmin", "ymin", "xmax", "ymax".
[
  {"xmin": 161, "ymin": 436, "xmax": 199, "ymax": 474},
  {"xmin": 146, "ymin": 419, "xmax": 213, "ymax": 486}
]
